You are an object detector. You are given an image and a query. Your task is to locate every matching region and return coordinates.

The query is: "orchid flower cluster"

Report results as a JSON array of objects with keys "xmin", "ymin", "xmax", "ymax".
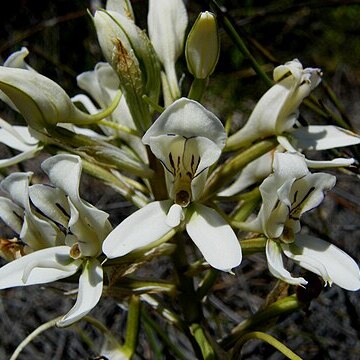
[{"xmin": 0, "ymin": 0, "xmax": 359, "ymax": 358}]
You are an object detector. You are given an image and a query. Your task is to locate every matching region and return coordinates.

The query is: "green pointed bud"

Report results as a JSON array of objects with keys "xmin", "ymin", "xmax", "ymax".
[
  {"xmin": 185, "ymin": 11, "xmax": 220, "ymax": 79},
  {"xmin": 94, "ymin": 10, "xmax": 160, "ymax": 132}
]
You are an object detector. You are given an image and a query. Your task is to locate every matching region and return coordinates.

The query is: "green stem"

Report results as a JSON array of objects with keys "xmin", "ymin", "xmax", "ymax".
[
  {"xmin": 209, "ymin": 0, "xmax": 272, "ymax": 87},
  {"xmin": 233, "ymin": 331, "xmax": 302, "ymax": 360},
  {"xmin": 171, "ymin": 233, "xmax": 215, "ymax": 359},
  {"xmin": 202, "ymin": 138, "xmax": 277, "ymax": 201},
  {"xmin": 80, "ymin": 157, "xmax": 149, "ymax": 208},
  {"xmin": 197, "ymin": 268, "xmax": 219, "ymax": 300},
  {"xmin": 98, "ymin": 119, "xmax": 141, "ymax": 136},
  {"xmin": 240, "ymin": 237, "xmax": 267, "ymax": 255},
  {"xmin": 10, "ymin": 317, "xmax": 62, "ymax": 360},
  {"xmin": 188, "ymin": 77, "xmax": 209, "ymax": 102},
  {"xmin": 123, "ymin": 295, "xmax": 141, "ymax": 357},
  {"xmin": 231, "ymin": 189, "xmax": 261, "ymax": 222},
  {"xmin": 142, "ymin": 309, "xmax": 188, "ymax": 360},
  {"xmin": 190, "ymin": 323, "xmax": 216, "ymax": 360},
  {"xmin": 321, "ymin": 80, "xmax": 352, "ymax": 129},
  {"xmin": 220, "ymin": 295, "xmax": 303, "ymax": 349}
]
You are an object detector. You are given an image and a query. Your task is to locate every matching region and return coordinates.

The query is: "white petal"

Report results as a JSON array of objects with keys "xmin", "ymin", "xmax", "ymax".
[
  {"xmin": 103, "ymin": 201, "xmax": 174, "ymax": 258},
  {"xmin": 29, "ymin": 184, "xmax": 70, "ymax": 227},
  {"xmin": 186, "ymin": 204, "xmax": 241, "ymax": 271},
  {"xmin": 0, "ymin": 122, "xmax": 39, "ymax": 150},
  {"xmin": 3, "ymin": 47, "xmax": 34, "ymax": 70},
  {"xmin": 0, "ymin": 67, "xmax": 95, "ymax": 131},
  {"xmin": 57, "ymin": 259, "xmax": 103, "ymax": 327},
  {"xmin": 0, "ymin": 197, "xmax": 24, "ymax": 234},
  {"xmin": 282, "ymin": 235, "xmax": 360, "ymax": 291},
  {"xmin": 142, "ymin": 98, "xmax": 226, "ymax": 151},
  {"xmin": 106, "ymin": 0, "xmax": 134, "ymax": 19},
  {"xmin": 148, "ymin": 0, "xmax": 187, "ymax": 65},
  {"xmin": 1, "ymin": 172, "xmax": 65, "ymax": 249},
  {"xmin": 68, "ymin": 199, "xmax": 102, "ymax": 257},
  {"xmin": 42, "ymin": 154, "xmax": 111, "ymax": 242},
  {"xmin": 273, "ymin": 152, "xmax": 309, "ymax": 181},
  {"xmin": 0, "ymin": 171, "xmax": 32, "ymax": 209},
  {"xmin": 42, "ymin": 154, "xmax": 82, "ymax": 199},
  {"xmin": 76, "ymin": 62, "xmax": 119, "ymax": 109},
  {"xmin": 291, "ymin": 125, "xmax": 360, "ymax": 151},
  {"xmin": 0, "ymin": 246, "xmax": 80, "ymax": 289},
  {"xmin": 166, "ymin": 204, "xmax": 184, "ymax": 227},
  {"xmin": 148, "ymin": 134, "xmax": 221, "ymax": 178},
  {"xmin": 305, "ymin": 157, "xmax": 355, "ymax": 168},
  {"xmin": 219, "ymin": 151, "xmax": 273, "ymax": 196},
  {"xmin": 278, "ymin": 135, "xmax": 356, "ymax": 168},
  {"xmin": 289, "ymin": 172, "xmax": 336, "ymax": 215},
  {"xmin": 266, "ymin": 239, "xmax": 307, "ymax": 286},
  {"xmin": 148, "ymin": 0, "xmax": 187, "ymax": 97},
  {"xmin": 0, "ymin": 146, "xmax": 41, "ymax": 168}
]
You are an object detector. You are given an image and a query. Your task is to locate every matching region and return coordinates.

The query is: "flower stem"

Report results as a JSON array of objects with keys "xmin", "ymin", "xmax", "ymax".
[
  {"xmin": 240, "ymin": 237, "xmax": 267, "ymax": 255},
  {"xmin": 202, "ymin": 138, "xmax": 277, "ymax": 200},
  {"xmin": 220, "ymin": 294, "xmax": 303, "ymax": 349},
  {"xmin": 233, "ymin": 331, "xmax": 302, "ymax": 360},
  {"xmin": 122, "ymin": 295, "xmax": 141, "ymax": 357},
  {"xmin": 171, "ymin": 233, "xmax": 216, "ymax": 359},
  {"xmin": 10, "ymin": 317, "xmax": 62, "ymax": 360},
  {"xmin": 209, "ymin": 0, "xmax": 273, "ymax": 88},
  {"xmin": 142, "ymin": 309, "xmax": 188, "ymax": 360},
  {"xmin": 98, "ymin": 119, "xmax": 141, "ymax": 136},
  {"xmin": 197, "ymin": 268, "xmax": 219, "ymax": 300},
  {"xmin": 188, "ymin": 77, "xmax": 209, "ymax": 102}
]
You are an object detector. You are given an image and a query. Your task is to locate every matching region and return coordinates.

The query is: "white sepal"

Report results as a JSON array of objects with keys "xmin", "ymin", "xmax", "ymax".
[{"xmin": 142, "ymin": 98, "xmax": 226, "ymax": 150}]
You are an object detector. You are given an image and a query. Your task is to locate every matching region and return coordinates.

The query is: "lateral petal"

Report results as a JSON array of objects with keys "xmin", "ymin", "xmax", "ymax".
[
  {"xmin": 282, "ymin": 235, "xmax": 360, "ymax": 291},
  {"xmin": 266, "ymin": 239, "xmax": 307, "ymax": 286},
  {"xmin": 102, "ymin": 201, "xmax": 174, "ymax": 258},
  {"xmin": 57, "ymin": 259, "xmax": 103, "ymax": 327},
  {"xmin": 291, "ymin": 125, "xmax": 360, "ymax": 151},
  {"xmin": 0, "ymin": 246, "xmax": 80, "ymax": 289},
  {"xmin": 186, "ymin": 204, "xmax": 241, "ymax": 271}
]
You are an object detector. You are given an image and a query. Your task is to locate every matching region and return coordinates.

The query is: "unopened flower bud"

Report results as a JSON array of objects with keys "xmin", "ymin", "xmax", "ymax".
[{"xmin": 185, "ymin": 11, "xmax": 220, "ymax": 79}]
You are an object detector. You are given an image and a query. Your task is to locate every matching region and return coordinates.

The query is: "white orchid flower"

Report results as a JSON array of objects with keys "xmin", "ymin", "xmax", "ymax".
[
  {"xmin": 93, "ymin": 9, "xmax": 159, "ymax": 132},
  {"xmin": 226, "ymin": 59, "xmax": 360, "ymax": 165},
  {"xmin": 0, "ymin": 172, "xmax": 64, "ymax": 251},
  {"xmin": 244, "ymin": 152, "xmax": 360, "ymax": 289},
  {"xmin": 0, "ymin": 66, "xmax": 118, "ymax": 133},
  {"xmin": 0, "ymin": 154, "xmax": 111, "ymax": 327},
  {"xmin": 148, "ymin": 0, "xmax": 188, "ymax": 100},
  {"xmin": 219, "ymin": 123, "xmax": 360, "ymax": 197},
  {"xmin": 103, "ymin": 98, "xmax": 242, "ymax": 272},
  {"xmin": 227, "ymin": 59, "xmax": 322, "ymax": 149}
]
